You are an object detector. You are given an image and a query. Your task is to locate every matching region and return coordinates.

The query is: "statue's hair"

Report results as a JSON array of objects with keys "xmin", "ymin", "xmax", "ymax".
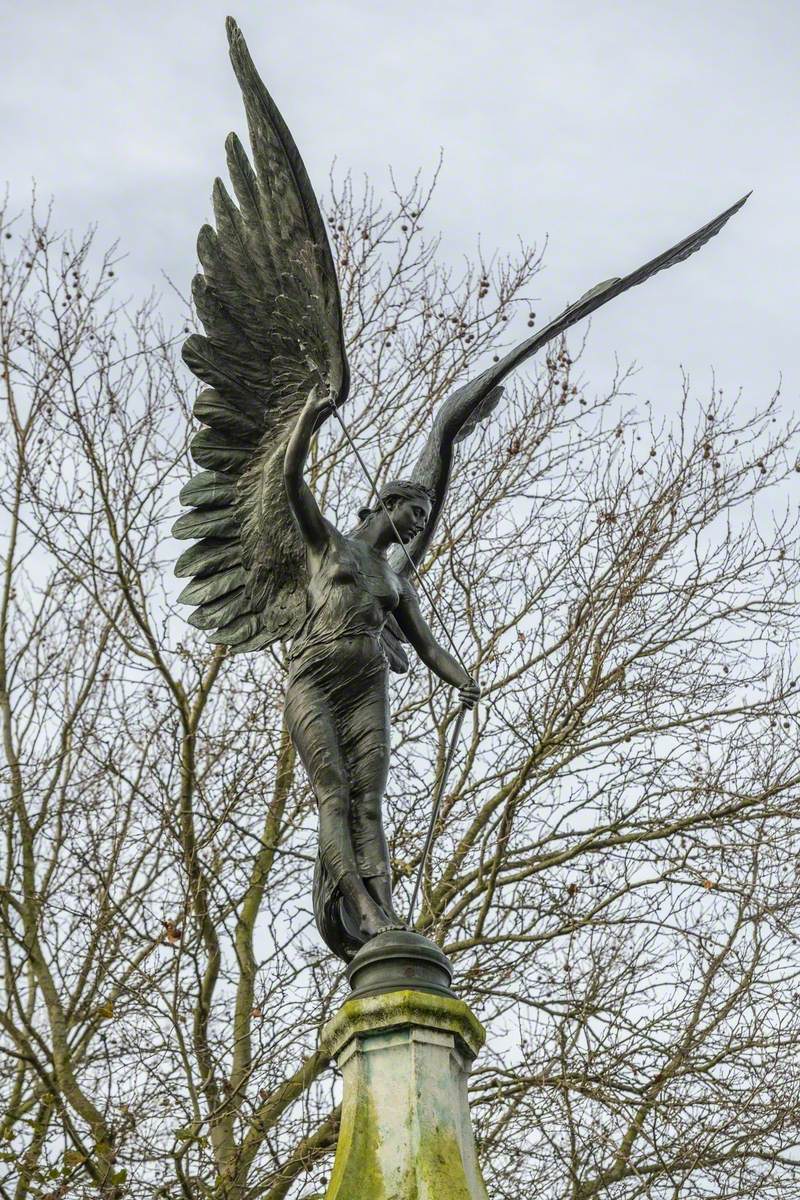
[{"xmin": 357, "ymin": 479, "xmax": 435, "ymax": 524}]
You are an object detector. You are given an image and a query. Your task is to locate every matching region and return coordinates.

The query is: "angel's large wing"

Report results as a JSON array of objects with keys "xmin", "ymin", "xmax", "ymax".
[
  {"xmin": 397, "ymin": 192, "xmax": 751, "ymax": 571},
  {"xmin": 173, "ymin": 19, "xmax": 349, "ymax": 653}
]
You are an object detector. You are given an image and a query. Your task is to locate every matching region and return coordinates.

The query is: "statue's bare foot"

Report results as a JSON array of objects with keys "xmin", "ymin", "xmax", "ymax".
[
  {"xmin": 337, "ymin": 875, "xmax": 389, "ymax": 938},
  {"xmin": 365, "ymin": 876, "xmax": 409, "ymax": 930},
  {"xmin": 354, "ymin": 896, "xmax": 396, "ymax": 941}
]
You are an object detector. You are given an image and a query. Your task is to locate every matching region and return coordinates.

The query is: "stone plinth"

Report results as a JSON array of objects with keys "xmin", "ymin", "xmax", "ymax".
[{"xmin": 321, "ymin": 986, "xmax": 490, "ymax": 1200}]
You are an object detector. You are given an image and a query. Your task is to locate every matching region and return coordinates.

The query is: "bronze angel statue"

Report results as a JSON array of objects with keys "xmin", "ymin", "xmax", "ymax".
[{"xmin": 173, "ymin": 19, "xmax": 748, "ymax": 963}]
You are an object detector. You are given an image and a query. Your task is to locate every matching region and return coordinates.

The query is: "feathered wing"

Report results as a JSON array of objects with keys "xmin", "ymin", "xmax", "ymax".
[{"xmin": 173, "ymin": 19, "xmax": 349, "ymax": 652}]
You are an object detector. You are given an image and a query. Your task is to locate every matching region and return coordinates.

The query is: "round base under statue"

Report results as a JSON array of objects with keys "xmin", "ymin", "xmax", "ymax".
[{"xmin": 346, "ymin": 929, "xmax": 456, "ymax": 1000}]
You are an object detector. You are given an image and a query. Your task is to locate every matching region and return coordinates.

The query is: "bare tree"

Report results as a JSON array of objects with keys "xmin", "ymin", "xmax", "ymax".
[{"xmin": 1, "ymin": 176, "xmax": 799, "ymax": 1200}]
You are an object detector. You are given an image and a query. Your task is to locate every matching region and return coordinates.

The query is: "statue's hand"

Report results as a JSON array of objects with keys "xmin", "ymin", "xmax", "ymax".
[
  {"xmin": 458, "ymin": 678, "xmax": 481, "ymax": 709},
  {"xmin": 305, "ymin": 385, "xmax": 336, "ymax": 418}
]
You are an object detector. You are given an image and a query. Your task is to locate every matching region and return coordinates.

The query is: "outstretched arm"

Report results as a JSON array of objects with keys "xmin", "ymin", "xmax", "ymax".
[
  {"xmin": 397, "ymin": 193, "xmax": 749, "ymax": 578},
  {"xmin": 394, "ymin": 582, "xmax": 480, "ymax": 707},
  {"xmin": 399, "ymin": 384, "xmax": 505, "ymax": 573},
  {"xmin": 283, "ymin": 388, "xmax": 334, "ymax": 554}
]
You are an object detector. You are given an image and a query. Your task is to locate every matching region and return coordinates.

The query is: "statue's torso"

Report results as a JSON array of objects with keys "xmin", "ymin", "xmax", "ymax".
[{"xmin": 289, "ymin": 528, "xmax": 401, "ymax": 666}]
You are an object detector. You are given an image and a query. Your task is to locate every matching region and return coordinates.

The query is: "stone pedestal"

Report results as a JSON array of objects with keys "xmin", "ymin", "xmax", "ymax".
[{"xmin": 321, "ymin": 933, "xmax": 490, "ymax": 1200}]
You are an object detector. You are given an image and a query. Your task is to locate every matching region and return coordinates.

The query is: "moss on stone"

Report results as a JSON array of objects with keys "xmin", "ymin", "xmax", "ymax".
[
  {"xmin": 418, "ymin": 1123, "xmax": 477, "ymax": 1200},
  {"xmin": 323, "ymin": 989, "xmax": 489, "ymax": 1199},
  {"xmin": 323, "ymin": 988, "xmax": 486, "ymax": 1061},
  {"xmin": 325, "ymin": 1080, "xmax": 391, "ymax": 1199}
]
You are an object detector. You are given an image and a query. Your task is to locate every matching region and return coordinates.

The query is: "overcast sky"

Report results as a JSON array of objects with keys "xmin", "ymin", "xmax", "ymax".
[{"xmin": 3, "ymin": 0, "xmax": 798, "ymax": 419}]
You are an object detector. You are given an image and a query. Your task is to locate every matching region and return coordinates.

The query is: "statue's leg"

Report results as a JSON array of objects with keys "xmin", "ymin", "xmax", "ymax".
[
  {"xmin": 284, "ymin": 675, "xmax": 389, "ymax": 940},
  {"xmin": 344, "ymin": 671, "xmax": 406, "ymax": 928}
]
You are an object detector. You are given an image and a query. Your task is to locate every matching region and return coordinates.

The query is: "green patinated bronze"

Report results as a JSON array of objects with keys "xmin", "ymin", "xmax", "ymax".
[{"xmin": 174, "ymin": 16, "xmax": 749, "ymax": 966}]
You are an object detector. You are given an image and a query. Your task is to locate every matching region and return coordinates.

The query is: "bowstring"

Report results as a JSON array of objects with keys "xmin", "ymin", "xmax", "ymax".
[{"xmin": 407, "ymin": 703, "xmax": 467, "ymax": 925}]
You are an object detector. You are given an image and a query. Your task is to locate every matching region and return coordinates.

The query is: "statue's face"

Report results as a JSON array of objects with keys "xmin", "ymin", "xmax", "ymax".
[{"xmin": 387, "ymin": 496, "xmax": 431, "ymax": 544}]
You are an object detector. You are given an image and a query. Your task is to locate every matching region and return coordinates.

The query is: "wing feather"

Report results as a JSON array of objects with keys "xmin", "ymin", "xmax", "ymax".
[
  {"xmin": 187, "ymin": 587, "xmax": 250, "ymax": 630},
  {"xmin": 172, "ymin": 507, "xmax": 241, "ymax": 541},
  {"xmin": 175, "ymin": 538, "xmax": 241, "ymax": 579},
  {"xmin": 209, "ymin": 612, "xmax": 267, "ymax": 647},
  {"xmin": 193, "ymin": 388, "xmax": 264, "ymax": 440},
  {"xmin": 179, "ymin": 470, "xmax": 238, "ymax": 509},
  {"xmin": 188, "ymin": 430, "xmax": 252, "ymax": 475},
  {"xmin": 224, "ymin": 133, "xmax": 282, "ymax": 291},
  {"xmin": 178, "ymin": 566, "xmax": 247, "ymax": 607}
]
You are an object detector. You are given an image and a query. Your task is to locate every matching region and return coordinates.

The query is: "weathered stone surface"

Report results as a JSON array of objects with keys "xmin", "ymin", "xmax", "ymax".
[{"xmin": 322, "ymin": 989, "xmax": 489, "ymax": 1200}]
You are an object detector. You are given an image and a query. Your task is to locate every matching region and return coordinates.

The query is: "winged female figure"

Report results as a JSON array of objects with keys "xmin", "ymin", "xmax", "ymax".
[{"xmin": 173, "ymin": 18, "xmax": 748, "ymax": 962}]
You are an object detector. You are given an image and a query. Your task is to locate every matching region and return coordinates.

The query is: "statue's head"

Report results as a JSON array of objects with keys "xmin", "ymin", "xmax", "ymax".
[{"xmin": 358, "ymin": 480, "xmax": 434, "ymax": 544}]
